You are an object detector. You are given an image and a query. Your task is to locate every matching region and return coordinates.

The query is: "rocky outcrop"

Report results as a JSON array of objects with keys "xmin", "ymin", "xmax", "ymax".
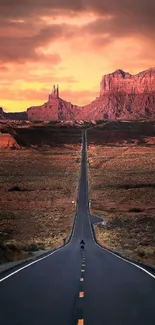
[
  {"xmin": 0, "ymin": 133, "xmax": 20, "ymax": 149},
  {"xmin": 100, "ymin": 68, "xmax": 155, "ymax": 95},
  {"xmin": 27, "ymin": 97, "xmax": 80, "ymax": 121},
  {"xmin": 0, "ymin": 107, "xmax": 4, "ymax": 119},
  {"xmin": 27, "ymin": 86, "xmax": 80, "ymax": 121},
  {"xmin": 75, "ymin": 68, "xmax": 155, "ymax": 120},
  {"xmin": 76, "ymin": 93, "xmax": 155, "ymax": 120}
]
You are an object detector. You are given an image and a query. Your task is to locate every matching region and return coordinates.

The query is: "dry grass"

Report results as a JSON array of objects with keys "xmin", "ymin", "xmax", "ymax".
[
  {"xmin": 0, "ymin": 144, "xmax": 81, "ymax": 263},
  {"xmin": 88, "ymin": 132, "xmax": 155, "ymax": 267}
]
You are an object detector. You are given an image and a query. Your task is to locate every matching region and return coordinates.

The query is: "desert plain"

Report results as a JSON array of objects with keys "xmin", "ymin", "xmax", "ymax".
[
  {"xmin": 88, "ymin": 120, "xmax": 155, "ymax": 268},
  {"xmin": 0, "ymin": 121, "xmax": 82, "ymax": 263},
  {"xmin": 0, "ymin": 119, "xmax": 155, "ymax": 269}
]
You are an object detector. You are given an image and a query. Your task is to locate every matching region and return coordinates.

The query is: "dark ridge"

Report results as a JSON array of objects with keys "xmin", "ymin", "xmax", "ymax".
[
  {"xmin": 94, "ymin": 183, "xmax": 155, "ymax": 190},
  {"xmin": 8, "ymin": 186, "xmax": 32, "ymax": 192}
]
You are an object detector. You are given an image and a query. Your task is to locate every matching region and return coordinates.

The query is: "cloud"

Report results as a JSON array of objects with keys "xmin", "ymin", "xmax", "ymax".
[
  {"xmin": 61, "ymin": 89, "xmax": 99, "ymax": 105},
  {"xmin": 1, "ymin": 1, "xmax": 155, "ymax": 22},
  {"xmin": 0, "ymin": 87, "xmax": 48, "ymax": 101},
  {"xmin": 0, "ymin": 18, "xmax": 80, "ymax": 63},
  {"xmin": 0, "ymin": 65, "xmax": 9, "ymax": 71},
  {"xmin": 0, "ymin": 1, "xmax": 155, "ymax": 64},
  {"xmin": 1, "ymin": 1, "xmax": 155, "ymax": 112},
  {"xmin": 0, "ymin": 86, "xmax": 98, "ymax": 105},
  {"xmin": 0, "ymin": 21, "xmax": 63, "ymax": 63},
  {"xmin": 1, "ymin": 1, "xmax": 155, "ymax": 58}
]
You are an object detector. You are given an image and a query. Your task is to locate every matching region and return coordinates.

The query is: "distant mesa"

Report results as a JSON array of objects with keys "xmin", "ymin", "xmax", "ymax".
[
  {"xmin": 1, "ymin": 67, "xmax": 155, "ymax": 121},
  {"xmin": 0, "ymin": 107, "xmax": 28, "ymax": 120},
  {"xmin": 27, "ymin": 84, "xmax": 80, "ymax": 121}
]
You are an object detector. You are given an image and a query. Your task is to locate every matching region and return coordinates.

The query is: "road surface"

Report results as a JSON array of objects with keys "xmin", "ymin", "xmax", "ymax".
[{"xmin": 0, "ymin": 131, "xmax": 155, "ymax": 325}]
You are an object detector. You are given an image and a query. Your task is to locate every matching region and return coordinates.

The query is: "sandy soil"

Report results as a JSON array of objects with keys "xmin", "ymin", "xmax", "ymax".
[
  {"xmin": 0, "ymin": 124, "xmax": 81, "ymax": 263},
  {"xmin": 88, "ymin": 121, "xmax": 155, "ymax": 267}
]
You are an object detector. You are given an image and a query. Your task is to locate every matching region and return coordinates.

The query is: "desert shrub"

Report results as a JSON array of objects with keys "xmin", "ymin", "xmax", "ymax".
[
  {"xmin": 6, "ymin": 243, "xmax": 19, "ymax": 251},
  {"xmin": 137, "ymin": 248, "xmax": 145, "ymax": 257},
  {"xmin": 129, "ymin": 208, "xmax": 143, "ymax": 212},
  {"xmin": 32, "ymin": 120, "xmax": 44, "ymax": 124},
  {"xmin": 8, "ymin": 186, "xmax": 21, "ymax": 192},
  {"xmin": 24, "ymin": 242, "xmax": 45, "ymax": 252},
  {"xmin": 47, "ymin": 121, "xmax": 58, "ymax": 125},
  {"xmin": 110, "ymin": 216, "xmax": 123, "ymax": 227}
]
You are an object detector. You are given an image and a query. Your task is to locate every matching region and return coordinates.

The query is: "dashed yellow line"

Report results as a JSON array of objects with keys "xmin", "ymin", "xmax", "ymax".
[
  {"xmin": 77, "ymin": 261, "xmax": 85, "ymax": 325},
  {"xmin": 79, "ymin": 291, "xmax": 84, "ymax": 298},
  {"xmin": 78, "ymin": 319, "xmax": 84, "ymax": 325}
]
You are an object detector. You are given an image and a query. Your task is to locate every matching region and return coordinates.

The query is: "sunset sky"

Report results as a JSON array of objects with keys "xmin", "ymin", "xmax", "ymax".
[{"xmin": 1, "ymin": 0, "xmax": 155, "ymax": 112}]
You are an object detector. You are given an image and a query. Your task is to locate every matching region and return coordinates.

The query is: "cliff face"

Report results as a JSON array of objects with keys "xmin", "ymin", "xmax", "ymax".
[
  {"xmin": 27, "ymin": 91, "xmax": 80, "ymax": 121},
  {"xmin": 100, "ymin": 68, "xmax": 155, "ymax": 95},
  {"xmin": 77, "ymin": 68, "xmax": 155, "ymax": 120},
  {"xmin": 76, "ymin": 93, "xmax": 155, "ymax": 120},
  {"xmin": 27, "ymin": 97, "xmax": 59, "ymax": 121}
]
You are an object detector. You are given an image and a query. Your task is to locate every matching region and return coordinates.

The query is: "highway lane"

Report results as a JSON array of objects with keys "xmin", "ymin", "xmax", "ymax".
[
  {"xmin": 0, "ymin": 131, "xmax": 155, "ymax": 325},
  {"xmin": 81, "ymin": 131, "xmax": 155, "ymax": 325}
]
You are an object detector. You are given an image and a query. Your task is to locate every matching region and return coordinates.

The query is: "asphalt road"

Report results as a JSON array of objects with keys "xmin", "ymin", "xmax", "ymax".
[{"xmin": 0, "ymin": 131, "xmax": 155, "ymax": 325}]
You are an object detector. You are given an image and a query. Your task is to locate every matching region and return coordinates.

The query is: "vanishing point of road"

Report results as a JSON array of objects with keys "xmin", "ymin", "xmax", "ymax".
[{"xmin": 0, "ymin": 131, "xmax": 155, "ymax": 325}]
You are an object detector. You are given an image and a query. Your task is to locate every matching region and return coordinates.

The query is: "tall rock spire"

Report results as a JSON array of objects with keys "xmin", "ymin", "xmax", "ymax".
[
  {"xmin": 53, "ymin": 85, "xmax": 56, "ymax": 96},
  {"xmin": 56, "ymin": 85, "xmax": 59, "ymax": 97}
]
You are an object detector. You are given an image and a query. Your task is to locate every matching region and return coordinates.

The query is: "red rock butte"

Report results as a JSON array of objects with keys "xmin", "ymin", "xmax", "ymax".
[
  {"xmin": 1, "ymin": 68, "xmax": 155, "ymax": 121},
  {"xmin": 27, "ymin": 84, "xmax": 80, "ymax": 121}
]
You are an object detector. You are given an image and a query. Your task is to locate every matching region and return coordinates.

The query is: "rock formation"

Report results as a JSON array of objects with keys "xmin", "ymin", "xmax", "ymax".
[
  {"xmin": 0, "ymin": 107, "xmax": 4, "ymax": 119},
  {"xmin": 27, "ymin": 69, "xmax": 155, "ymax": 121},
  {"xmin": 76, "ymin": 68, "xmax": 155, "ymax": 120},
  {"xmin": 100, "ymin": 68, "xmax": 155, "ymax": 95},
  {"xmin": 0, "ymin": 133, "xmax": 20, "ymax": 149},
  {"xmin": 2, "ymin": 68, "xmax": 155, "ymax": 121},
  {"xmin": 27, "ymin": 85, "xmax": 80, "ymax": 121}
]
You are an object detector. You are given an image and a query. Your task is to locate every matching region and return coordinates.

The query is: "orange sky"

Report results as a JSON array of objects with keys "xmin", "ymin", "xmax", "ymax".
[{"xmin": 1, "ymin": 1, "xmax": 155, "ymax": 112}]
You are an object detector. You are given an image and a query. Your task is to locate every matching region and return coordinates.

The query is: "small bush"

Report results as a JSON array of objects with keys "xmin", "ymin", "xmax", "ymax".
[
  {"xmin": 8, "ymin": 186, "xmax": 21, "ymax": 192},
  {"xmin": 137, "ymin": 248, "xmax": 145, "ymax": 258},
  {"xmin": 110, "ymin": 217, "xmax": 123, "ymax": 227},
  {"xmin": 129, "ymin": 208, "xmax": 143, "ymax": 213},
  {"xmin": 25, "ymin": 242, "xmax": 45, "ymax": 252},
  {"xmin": 6, "ymin": 243, "xmax": 20, "ymax": 252}
]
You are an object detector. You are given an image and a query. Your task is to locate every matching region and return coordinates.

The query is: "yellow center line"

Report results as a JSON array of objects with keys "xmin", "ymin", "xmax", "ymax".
[
  {"xmin": 79, "ymin": 291, "xmax": 84, "ymax": 298},
  {"xmin": 78, "ymin": 319, "xmax": 84, "ymax": 325},
  {"xmin": 80, "ymin": 277, "xmax": 84, "ymax": 281},
  {"xmin": 81, "ymin": 269, "xmax": 85, "ymax": 272}
]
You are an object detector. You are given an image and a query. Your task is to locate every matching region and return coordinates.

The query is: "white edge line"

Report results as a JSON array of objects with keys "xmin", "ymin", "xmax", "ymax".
[
  {"xmin": 0, "ymin": 134, "xmax": 83, "ymax": 284},
  {"xmin": 88, "ymin": 191, "xmax": 155, "ymax": 280},
  {"xmin": 0, "ymin": 247, "xmax": 62, "ymax": 283},
  {"xmin": 86, "ymin": 132, "xmax": 155, "ymax": 280},
  {"xmin": 0, "ymin": 215, "xmax": 78, "ymax": 284}
]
